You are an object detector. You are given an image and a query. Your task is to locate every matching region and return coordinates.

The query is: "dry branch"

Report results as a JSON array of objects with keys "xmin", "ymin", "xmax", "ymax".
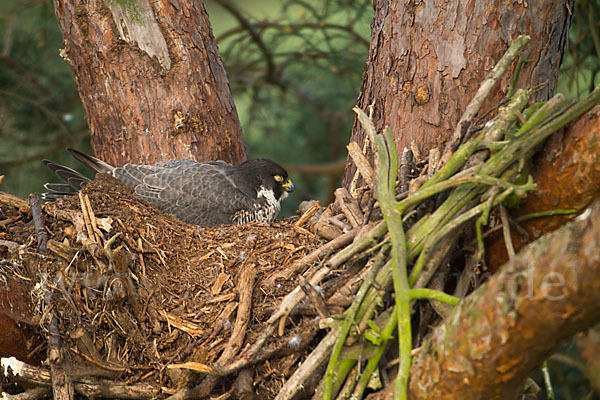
[
  {"xmin": 1, "ymin": 357, "xmax": 160, "ymax": 399},
  {"xmin": 28, "ymin": 193, "xmax": 48, "ymax": 254}
]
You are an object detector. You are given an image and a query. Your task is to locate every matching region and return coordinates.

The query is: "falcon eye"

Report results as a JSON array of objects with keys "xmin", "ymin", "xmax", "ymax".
[{"xmin": 274, "ymin": 175, "xmax": 283, "ymax": 182}]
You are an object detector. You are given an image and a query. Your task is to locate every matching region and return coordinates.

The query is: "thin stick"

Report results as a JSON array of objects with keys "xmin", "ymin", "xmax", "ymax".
[
  {"xmin": 266, "ymin": 228, "xmax": 357, "ymax": 284},
  {"xmin": 78, "ymin": 192, "xmax": 96, "ymax": 244},
  {"xmin": 28, "ymin": 193, "xmax": 48, "ymax": 254},
  {"xmin": 274, "ymin": 330, "xmax": 338, "ymax": 400},
  {"xmin": 409, "ymin": 288, "xmax": 459, "ymax": 306},
  {"xmin": 48, "ymin": 313, "xmax": 74, "ymax": 400},
  {"xmin": 218, "ymin": 264, "xmax": 256, "ymax": 364},
  {"xmin": 347, "ymin": 141, "xmax": 375, "ymax": 189},
  {"xmin": 500, "ymin": 205, "xmax": 516, "ymax": 259}
]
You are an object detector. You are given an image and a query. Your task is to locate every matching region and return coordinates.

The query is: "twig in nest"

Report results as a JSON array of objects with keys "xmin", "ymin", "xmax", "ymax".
[
  {"xmin": 69, "ymin": 347, "xmax": 127, "ymax": 373},
  {"xmin": 350, "ymin": 107, "xmax": 380, "ymax": 196},
  {"xmin": 78, "ymin": 192, "xmax": 101, "ymax": 245},
  {"xmin": 231, "ymin": 368, "xmax": 256, "ymax": 400},
  {"xmin": 161, "ymin": 311, "xmax": 204, "ymax": 338},
  {"xmin": 1, "ymin": 357, "xmax": 160, "ymax": 399},
  {"xmin": 500, "ymin": 204, "xmax": 516, "ymax": 259},
  {"xmin": 265, "ymin": 228, "xmax": 357, "ymax": 284},
  {"xmin": 0, "ymin": 190, "xmax": 29, "ymax": 210},
  {"xmin": 294, "ymin": 201, "xmax": 320, "ymax": 234},
  {"xmin": 325, "ymin": 220, "xmax": 387, "ymax": 269},
  {"xmin": 47, "ymin": 313, "xmax": 75, "ymax": 400},
  {"xmin": 299, "ymin": 276, "xmax": 330, "ymax": 319},
  {"xmin": 28, "ymin": 193, "xmax": 48, "ymax": 254},
  {"xmin": 327, "ymin": 215, "xmax": 352, "ymax": 231},
  {"xmin": 0, "ymin": 386, "xmax": 50, "ymax": 400},
  {"xmin": 254, "ymin": 320, "xmax": 318, "ymax": 363},
  {"xmin": 347, "ymin": 141, "xmax": 375, "ymax": 190},
  {"xmin": 0, "ymin": 239, "xmax": 19, "ymax": 252},
  {"xmin": 334, "ymin": 187, "xmax": 364, "ymax": 228},
  {"xmin": 218, "ymin": 263, "xmax": 256, "ymax": 364},
  {"xmin": 84, "ymin": 193, "xmax": 105, "ymax": 242},
  {"xmin": 274, "ymin": 329, "xmax": 338, "ymax": 400}
]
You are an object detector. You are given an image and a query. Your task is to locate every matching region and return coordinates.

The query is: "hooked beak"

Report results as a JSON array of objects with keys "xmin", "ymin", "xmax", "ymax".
[{"xmin": 282, "ymin": 178, "xmax": 295, "ymax": 193}]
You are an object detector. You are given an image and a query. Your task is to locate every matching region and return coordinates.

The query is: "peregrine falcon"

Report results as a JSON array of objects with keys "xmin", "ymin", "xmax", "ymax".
[{"xmin": 42, "ymin": 149, "xmax": 295, "ymax": 226}]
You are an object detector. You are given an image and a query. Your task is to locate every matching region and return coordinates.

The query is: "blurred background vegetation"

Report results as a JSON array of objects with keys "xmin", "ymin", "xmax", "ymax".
[{"xmin": 1, "ymin": 1, "xmax": 600, "ymax": 398}]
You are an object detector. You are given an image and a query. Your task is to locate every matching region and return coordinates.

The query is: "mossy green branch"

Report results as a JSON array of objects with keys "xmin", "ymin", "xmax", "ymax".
[
  {"xmin": 507, "ymin": 57, "xmax": 533, "ymax": 98},
  {"xmin": 409, "ymin": 179, "xmax": 536, "ymax": 287},
  {"xmin": 398, "ymin": 172, "xmax": 535, "ymax": 213},
  {"xmin": 475, "ymin": 187, "xmax": 500, "ymax": 260},
  {"xmin": 514, "ymin": 209, "xmax": 578, "ymax": 222},
  {"xmin": 512, "ymin": 94, "xmax": 567, "ymax": 137},
  {"xmin": 480, "ymin": 85, "xmax": 600, "ymax": 179},
  {"xmin": 322, "ymin": 244, "xmax": 387, "ymax": 400},
  {"xmin": 352, "ymin": 306, "xmax": 398, "ymax": 399},
  {"xmin": 375, "ymin": 129, "xmax": 412, "ymax": 400},
  {"xmin": 409, "ymin": 288, "xmax": 460, "ymax": 306}
]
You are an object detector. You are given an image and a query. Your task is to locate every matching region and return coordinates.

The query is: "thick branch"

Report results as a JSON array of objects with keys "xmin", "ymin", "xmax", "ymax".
[{"xmin": 408, "ymin": 198, "xmax": 600, "ymax": 399}]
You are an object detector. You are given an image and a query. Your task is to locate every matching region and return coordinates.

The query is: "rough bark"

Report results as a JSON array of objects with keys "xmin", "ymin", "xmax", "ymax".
[
  {"xmin": 53, "ymin": 0, "xmax": 246, "ymax": 166},
  {"xmin": 406, "ymin": 198, "xmax": 600, "ymax": 399},
  {"xmin": 577, "ymin": 324, "xmax": 600, "ymax": 395},
  {"xmin": 343, "ymin": 0, "xmax": 573, "ymax": 187},
  {"xmin": 487, "ymin": 105, "xmax": 600, "ymax": 270},
  {"xmin": 0, "ymin": 278, "xmax": 42, "ymax": 364}
]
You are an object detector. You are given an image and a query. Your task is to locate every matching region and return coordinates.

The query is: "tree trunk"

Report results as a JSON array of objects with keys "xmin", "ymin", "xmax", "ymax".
[
  {"xmin": 53, "ymin": 0, "xmax": 246, "ymax": 166},
  {"xmin": 343, "ymin": 0, "xmax": 573, "ymax": 187}
]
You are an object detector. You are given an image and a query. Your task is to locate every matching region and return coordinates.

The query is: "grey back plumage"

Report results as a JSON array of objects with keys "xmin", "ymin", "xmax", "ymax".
[{"xmin": 120, "ymin": 161, "xmax": 262, "ymax": 226}]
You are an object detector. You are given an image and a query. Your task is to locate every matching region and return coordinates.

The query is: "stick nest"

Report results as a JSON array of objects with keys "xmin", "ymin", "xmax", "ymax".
[{"xmin": 1, "ymin": 174, "xmax": 346, "ymax": 397}]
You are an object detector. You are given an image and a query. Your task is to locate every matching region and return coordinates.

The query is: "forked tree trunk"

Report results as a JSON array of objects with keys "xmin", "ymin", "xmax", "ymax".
[
  {"xmin": 53, "ymin": 0, "xmax": 246, "ymax": 166},
  {"xmin": 343, "ymin": 0, "xmax": 573, "ymax": 187}
]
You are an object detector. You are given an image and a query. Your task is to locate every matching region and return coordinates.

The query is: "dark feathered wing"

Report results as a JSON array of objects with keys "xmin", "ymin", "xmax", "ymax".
[{"xmin": 114, "ymin": 161, "xmax": 265, "ymax": 226}]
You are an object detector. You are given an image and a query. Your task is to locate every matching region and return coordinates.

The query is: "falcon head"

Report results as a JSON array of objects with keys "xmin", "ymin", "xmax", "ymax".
[{"xmin": 240, "ymin": 158, "xmax": 295, "ymax": 202}]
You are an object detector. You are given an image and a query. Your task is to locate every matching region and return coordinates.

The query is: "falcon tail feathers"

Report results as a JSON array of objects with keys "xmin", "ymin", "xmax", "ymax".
[
  {"xmin": 41, "ymin": 159, "xmax": 92, "ymax": 200},
  {"xmin": 67, "ymin": 148, "xmax": 115, "ymax": 174},
  {"xmin": 41, "ymin": 183, "xmax": 78, "ymax": 200},
  {"xmin": 43, "ymin": 183, "xmax": 78, "ymax": 194}
]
